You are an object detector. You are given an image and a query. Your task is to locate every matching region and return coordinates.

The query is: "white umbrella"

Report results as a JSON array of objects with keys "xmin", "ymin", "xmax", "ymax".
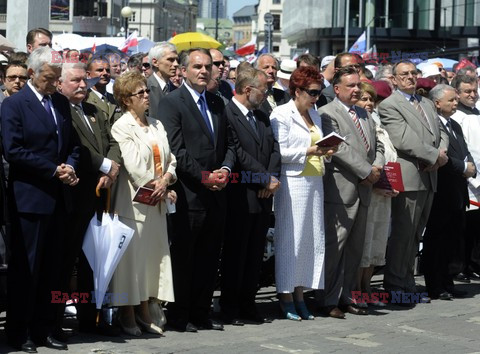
[
  {"xmin": 82, "ymin": 212, "xmax": 134, "ymax": 309},
  {"xmin": 0, "ymin": 34, "xmax": 15, "ymax": 51}
]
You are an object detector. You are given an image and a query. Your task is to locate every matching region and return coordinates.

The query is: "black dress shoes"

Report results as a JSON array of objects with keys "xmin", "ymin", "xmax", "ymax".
[
  {"xmin": 454, "ymin": 272, "xmax": 471, "ymax": 283},
  {"xmin": 20, "ymin": 339, "xmax": 37, "ymax": 353},
  {"xmin": 319, "ymin": 306, "xmax": 345, "ymax": 319},
  {"xmin": 44, "ymin": 336, "xmax": 68, "ymax": 350},
  {"xmin": 342, "ymin": 305, "xmax": 368, "ymax": 316},
  {"xmin": 431, "ymin": 292, "xmax": 453, "ymax": 300},
  {"xmin": 446, "ymin": 289, "xmax": 468, "ymax": 298},
  {"xmin": 167, "ymin": 320, "xmax": 198, "ymax": 332},
  {"xmin": 195, "ymin": 319, "xmax": 224, "ymax": 331},
  {"xmin": 220, "ymin": 313, "xmax": 245, "ymax": 326},
  {"xmin": 240, "ymin": 311, "xmax": 273, "ymax": 324}
]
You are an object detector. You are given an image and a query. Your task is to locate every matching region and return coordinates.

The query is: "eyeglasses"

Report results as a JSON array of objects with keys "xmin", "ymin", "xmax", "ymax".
[
  {"xmin": 142, "ymin": 63, "xmax": 151, "ymax": 69},
  {"xmin": 129, "ymin": 88, "xmax": 150, "ymax": 97},
  {"xmin": 6, "ymin": 75, "xmax": 28, "ymax": 82},
  {"xmin": 301, "ymin": 88, "xmax": 322, "ymax": 97},
  {"xmin": 250, "ymin": 86, "xmax": 268, "ymax": 95},
  {"xmin": 213, "ymin": 60, "xmax": 225, "ymax": 67},
  {"xmin": 343, "ymin": 64, "xmax": 361, "ymax": 71},
  {"xmin": 396, "ymin": 71, "xmax": 418, "ymax": 78}
]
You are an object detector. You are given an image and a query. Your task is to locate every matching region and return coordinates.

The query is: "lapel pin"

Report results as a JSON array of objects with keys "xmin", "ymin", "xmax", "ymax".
[{"xmin": 90, "ymin": 117, "xmax": 96, "ymax": 123}]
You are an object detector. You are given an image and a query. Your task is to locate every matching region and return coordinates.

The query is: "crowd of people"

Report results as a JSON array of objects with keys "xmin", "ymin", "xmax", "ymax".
[{"xmin": 0, "ymin": 26, "xmax": 480, "ymax": 353}]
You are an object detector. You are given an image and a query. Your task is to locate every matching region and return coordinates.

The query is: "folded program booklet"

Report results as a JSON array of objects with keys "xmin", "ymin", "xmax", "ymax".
[
  {"xmin": 315, "ymin": 132, "xmax": 346, "ymax": 147},
  {"xmin": 374, "ymin": 162, "xmax": 405, "ymax": 192},
  {"xmin": 133, "ymin": 186, "xmax": 158, "ymax": 206}
]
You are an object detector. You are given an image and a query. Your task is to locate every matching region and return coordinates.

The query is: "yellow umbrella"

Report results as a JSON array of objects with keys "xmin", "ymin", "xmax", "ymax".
[{"xmin": 169, "ymin": 32, "xmax": 221, "ymax": 52}]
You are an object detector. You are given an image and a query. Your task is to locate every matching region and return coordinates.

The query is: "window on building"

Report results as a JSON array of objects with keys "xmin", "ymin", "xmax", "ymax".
[
  {"xmin": 466, "ymin": 0, "xmax": 475, "ymax": 26},
  {"xmin": 131, "ymin": 11, "xmax": 136, "ymax": 22},
  {"xmin": 389, "ymin": 0, "xmax": 409, "ymax": 28},
  {"xmin": 273, "ymin": 14, "xmax": 280, "ymax": 30},
  {"xmin": 74, "ymin": 0, "xmax": 107, "ymax": 17},
  {"xmin": 272, "ymin": 0, "xmax": 281, "ymax": 4},
  {"xmin": 415, "ymin": 0, "xmax": 431, "ymax": 30},
  {"xmin": 273, "ymin": 45, "xmax": 280, "ymax": 52},
  {"xmin": 0, "ymin": 0, "xmax": 6, "ymax": 13}
]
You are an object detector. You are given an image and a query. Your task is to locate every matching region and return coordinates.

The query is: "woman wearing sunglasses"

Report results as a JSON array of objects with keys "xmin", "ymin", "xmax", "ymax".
[
  {"xmin": 270, "ymin": 66, "xmax": 339, "ymax": 321},
  {"xmin": 110, "ymin": 72, "xmax": 177, "ymax": 336}
]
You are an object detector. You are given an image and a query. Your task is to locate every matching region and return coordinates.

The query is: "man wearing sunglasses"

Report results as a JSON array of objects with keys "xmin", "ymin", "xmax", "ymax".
[
  {"xmin": 208, "ymin": 49, "xmax": 233, "ymax": 102},
  {"xmin": 318, "ymin": 66, "xmax": 384, "ymax": 318},
  {"xmin": 147, "ymin": 42, "xmax": 179, "ymax": 120}
]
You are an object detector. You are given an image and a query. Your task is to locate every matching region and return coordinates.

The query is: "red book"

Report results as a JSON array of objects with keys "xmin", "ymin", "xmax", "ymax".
[
  {"xmin": 133, "ymin": 186, "xmax": 158, "ymax": 206},
  {"xmin": 374, "ymin": 162, "xmax": 404, "ymax": 192},
  {"xmin": 315, "ymin": 132, "xmax": 346, "ymax": 147}
]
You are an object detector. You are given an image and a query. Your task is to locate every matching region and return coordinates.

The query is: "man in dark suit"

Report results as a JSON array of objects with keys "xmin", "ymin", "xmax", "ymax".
[
  {"xmin": 57, "ymin": 62, "xmax": 121, "ymax": 335},
  {"xmin": 147, "ymin": 41, "xmax": 179, "ymax": 120},
  {"xmin": 219, "ymin": 68, "xmax": 281, "ymax": 325},
  {"xmin": 254, "ymin": 54, "xmax": 289, "ymax": 116},
  {"xmin": 159, "ymin": 48, "xmax": 236, "ymax": 332},
  {"xmin": 422, "ymin": 84, "xmax": 476, "ymax": 300},
  {"xmin": 1, "ymin": 47, "xmax": 80, "ymax": 352},
  {"xmin": 85, "ymin": 55, "xmax": 122, "ymax": 126}
]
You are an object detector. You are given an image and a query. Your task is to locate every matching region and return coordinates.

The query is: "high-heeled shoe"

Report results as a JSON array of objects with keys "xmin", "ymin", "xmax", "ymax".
[
  {"xmin": 118, "ymin": 316, "xmax": 142, "ymax": 337},
  {"xmin": 294, "ymin": 301, "xmax": 315, "ymax": 320},
  {"xmin": 135, "ymin": 314, "xmax": 164, "ymax": 335},
  {"xmin": 279, "ymin": 301, "xmax": 301, "ymax": 321}
]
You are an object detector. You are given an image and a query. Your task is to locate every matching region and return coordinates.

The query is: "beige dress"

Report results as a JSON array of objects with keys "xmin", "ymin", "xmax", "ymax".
[{"xmin": 109, "ymin": 112, "xmax": 176, "ymax": 305}]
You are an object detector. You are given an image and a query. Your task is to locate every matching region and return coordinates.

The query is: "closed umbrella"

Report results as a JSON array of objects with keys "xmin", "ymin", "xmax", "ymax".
[{"xmin": 169, "ymin": 32, "xmax": 221, "ymax": 52}]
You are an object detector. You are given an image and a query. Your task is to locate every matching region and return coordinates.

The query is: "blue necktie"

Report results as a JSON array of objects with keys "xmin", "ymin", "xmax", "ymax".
[
  {"xmin": 247, "ymin": 111, "xmax": 258, "ymax": 137},
  {"xmin": 198, "ymin": 95, "xmax": 214, "ymax": 141},
  {"xmin": 42, "ymin": 96, "xmax": 57, "ymax": 129}
]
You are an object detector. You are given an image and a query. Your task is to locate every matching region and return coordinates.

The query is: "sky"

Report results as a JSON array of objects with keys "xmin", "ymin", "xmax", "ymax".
[{"xmin": 227, "ymin": 0, "xmax": 258, "ymax": 20}]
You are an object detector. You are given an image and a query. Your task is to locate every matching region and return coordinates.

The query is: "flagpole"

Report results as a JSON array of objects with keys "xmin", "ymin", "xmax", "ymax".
[{"xmin": 344, "ymin": 0, "xmax": 350, "ymax": 52}]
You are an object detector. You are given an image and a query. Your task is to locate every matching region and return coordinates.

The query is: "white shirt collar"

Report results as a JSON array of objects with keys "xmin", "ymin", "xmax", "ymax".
[
  {"xmin": 91, "ymin": 88, "xmax": 104, "ymax": 100},
  {"xmin": 27, "ymin": 80, "xmax": 46, "ymax": 102},
  {"xmin": 153, "ymin": 72, "xmax": 167, "ymax": 91},
  {"xmin": 183, "ymin": 81, "xmax": 206, "ymax": 104},
  {"xmin": 334, "ymin": 96, "xmax": 354, "ymax": 113},
  {"xmin": 397, "ymin": 89, "xmax": 415, "ymax": 101},
  {"xmin": 232, "ymin": 97, "xmax": 250, "ymax": 117}
]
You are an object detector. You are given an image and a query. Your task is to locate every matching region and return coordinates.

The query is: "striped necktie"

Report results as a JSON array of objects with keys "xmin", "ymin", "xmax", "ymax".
[
  {"xmin": 410, "ymin": 96, "xmax": 431, "ymax": 130},
  {"xmin": 349, "ymin": 108, "xmax": 369, "ymax": 151}
]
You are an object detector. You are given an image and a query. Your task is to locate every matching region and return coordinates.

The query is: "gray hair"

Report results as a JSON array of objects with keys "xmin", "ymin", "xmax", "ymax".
[
  {"xmin": 254, "ymin": 53, "xmax": 279, "ymax": 70},
  {"xmin": 375, "ymin": 64, "xmax": 393, "ymax": 80},
  {"xmin": 148, "ymin": 41, "xmax": 177, "ymax": 64},
  {"xmin": 27, "ymin": 47, "xmax": 63, "ymax": 75},
  {"xmin": 60, "ymin": 62, "xmax": 86, "ymax": 82},
  {"xmin": 429, "ymin": 84, "xmax": 455, "ymax": 102}
]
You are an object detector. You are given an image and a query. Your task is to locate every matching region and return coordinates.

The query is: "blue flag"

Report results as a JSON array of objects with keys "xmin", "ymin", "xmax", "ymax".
[{"xmin": 349, "ymin": 31, "xmax": 366, "ymax": 54}]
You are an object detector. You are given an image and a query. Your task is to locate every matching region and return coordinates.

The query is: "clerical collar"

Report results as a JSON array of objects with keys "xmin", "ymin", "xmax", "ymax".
[{"xmin": 456, "ymin": 101, "xmax": 479, "ymax": 115}]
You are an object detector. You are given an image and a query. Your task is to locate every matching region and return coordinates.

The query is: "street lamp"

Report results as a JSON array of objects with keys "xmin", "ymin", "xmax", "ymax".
[{"xmin": 121, "ymin": 6, "xmax": 133, "ymax": 39}]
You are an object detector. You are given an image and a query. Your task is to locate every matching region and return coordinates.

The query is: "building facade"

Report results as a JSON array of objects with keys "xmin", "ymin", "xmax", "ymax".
[
  {"xmin": 0, "ymin": 0, "xmax": 198, "ymax": 41},
  {"xmin": 256, "ymin": 0, "xmax": 291, "ymax": 60},
  {"xmin": 198, "ymin": 0, "xmax": 226, "ymax": 19},
  {"xmin": 232, "ymin": 5, "xmax": 255, "ymax": 48},
  {"xmin": 282, "ymin": 0, "xmax": 480, "ymax": 58}
]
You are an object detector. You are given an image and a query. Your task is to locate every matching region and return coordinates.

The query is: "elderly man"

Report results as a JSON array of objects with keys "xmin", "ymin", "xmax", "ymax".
[
  {"xmin": 57, "ymin": 62, "xmax": 121, "ymax": 336},
  {"xmin": 319, "ymin": 67, "xmax": 384, "ymax": 318},
  {"xmin": 85, "ymin": 55, "xmax": 122, "ymax": 126},
  {"xmin": 379, "ymin": 60, "xmax": 449, "ymax": 305},
  {"xmin": 254, "ymin": 53, "xmax": 289, "ymax": 116},
  {"xmin": 147, "ymin": 42, "xmax": 178, "ymax": 119},
  {"xmin": 451, "ymin": 74, "xmax": 480, "ymax": 281},
  {"xmin": 422, "ymin": 84, "xmax": 475, "ymax": 300},
  {"xmin": 159, "ymin": 48, "xmax": 235, "ymax": 333},
  {"xmin": 220, "ymin": 68, "xmax": 281, "ymax": 326},
  {"xmin": 1, "ymin": 47, "xmax": 80, "ymax": 352},
  {"xmin": 26, "ymin": 27, "xmax": 52, "ymax": 53},
  {"xmin": 105, "ymin": 53, "xmax": 122, "ymax": 95}
]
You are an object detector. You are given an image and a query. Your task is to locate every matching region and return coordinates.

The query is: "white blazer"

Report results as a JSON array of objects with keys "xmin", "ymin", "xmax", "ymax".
[
  {"xmin": 270, "ymin": 99, "xmax": 323, "ymax": 176},
  {"xmin": 111, "ymin": 111, "xmax": 177, "ymax": 221}
]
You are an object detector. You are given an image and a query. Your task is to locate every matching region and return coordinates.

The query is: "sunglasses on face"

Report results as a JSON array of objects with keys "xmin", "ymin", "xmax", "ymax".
[
  {"xmin": 142, "ymin": 63, "xmax": 151, "ymax": 69},
  {"xmin": 301, "ymin": 88, "xmax": 322, "ymax": 97},
  {"xmin": 213, "ymin": 60, "xmax": 225, "ymax": 67},
  {"xmin": 129, "ymin": 88, "xmax": 150, "ymax": 97}
]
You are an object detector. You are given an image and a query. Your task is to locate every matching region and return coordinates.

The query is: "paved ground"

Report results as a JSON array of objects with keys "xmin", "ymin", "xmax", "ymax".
[{"xmin": 1, "ymin": 275, "xmax": 480, "ymax": 353}]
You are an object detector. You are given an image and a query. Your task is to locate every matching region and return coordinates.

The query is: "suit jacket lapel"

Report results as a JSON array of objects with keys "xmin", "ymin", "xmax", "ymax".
[
  {"xmin": 229, "ymin": 102, "xmax": 260, "ymax": 145},
  {"xmin": 181, "ymin": 85, "xmax": 215, "ymax": 145},
  {"xmin": 124, "ymin": 111, "xmax": 153, "ymax": 153},
  {"xmin": 80, "ymin": 104, "xmax": 104, "ymax": 152},
  {"xmin": 395, "ymin": 92, "xmax": 432, "ymax": 133},
  {"xmin": 288, "ymin": 100, "xmax": 309, "ymax": 133},
  {"xmin": 25, "ymin": 86, "xmax": 57, "ymax": 134}
]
